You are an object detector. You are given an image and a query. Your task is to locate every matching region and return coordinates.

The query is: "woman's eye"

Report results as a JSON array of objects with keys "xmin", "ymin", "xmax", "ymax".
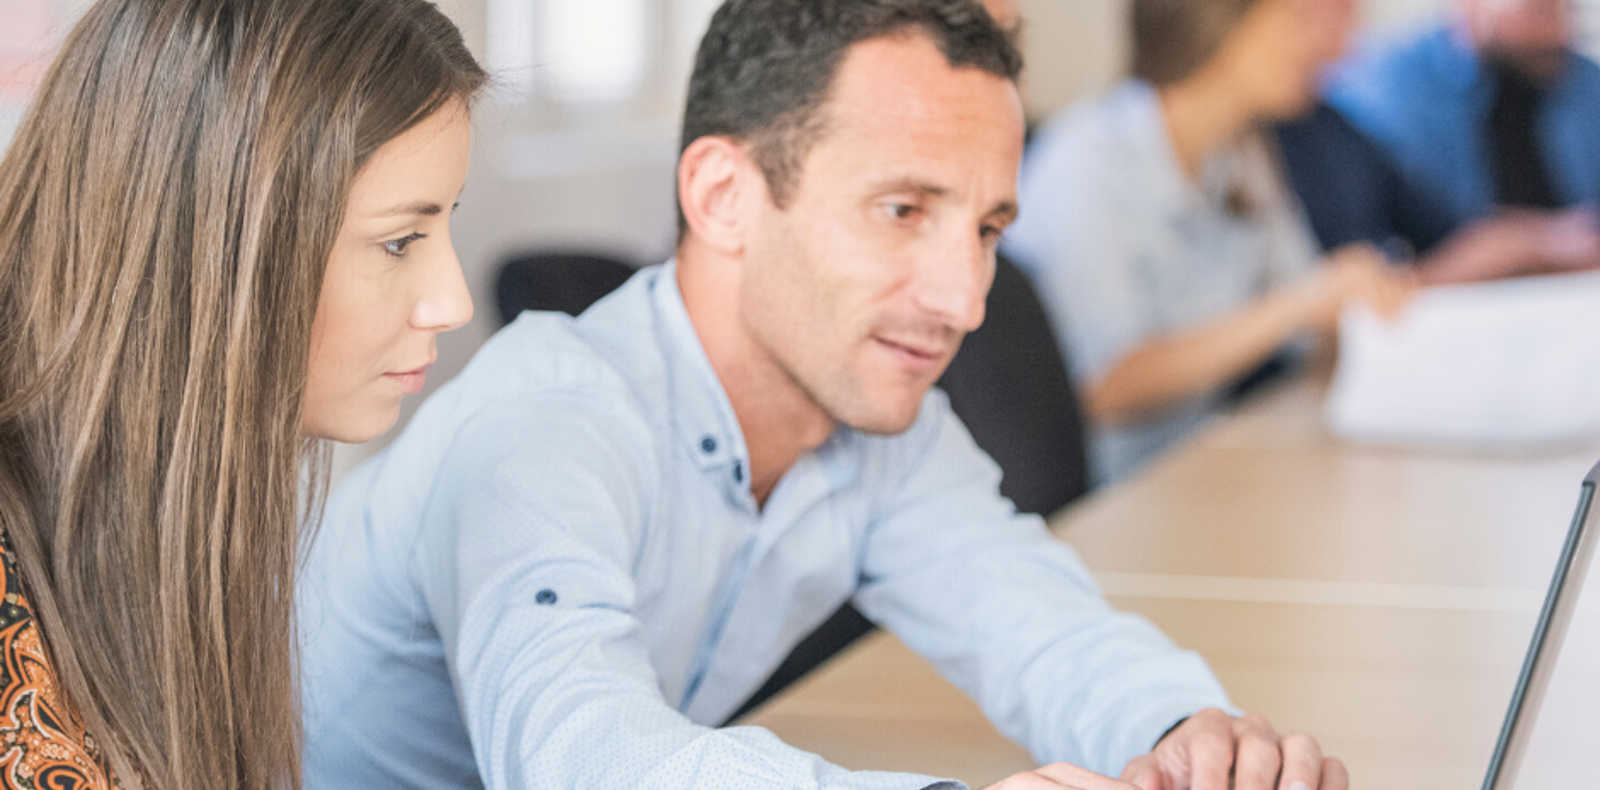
[{"xmin": 382, "ymin": 232, "xmax": 427, "ymax": 258}]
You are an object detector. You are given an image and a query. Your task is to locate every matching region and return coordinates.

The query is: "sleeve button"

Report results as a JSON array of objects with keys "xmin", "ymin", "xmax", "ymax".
[{"xmin": 536, "ymin": 589, "xmax": 558, "ymax": 605}]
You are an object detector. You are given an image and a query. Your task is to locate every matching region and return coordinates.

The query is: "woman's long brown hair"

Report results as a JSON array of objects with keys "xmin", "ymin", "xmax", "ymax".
[{"xmin": 0, "ymin": 1, "xmax": 485, "ymax": 787}]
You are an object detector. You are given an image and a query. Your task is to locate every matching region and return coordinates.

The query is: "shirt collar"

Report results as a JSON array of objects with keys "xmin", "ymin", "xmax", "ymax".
[
  {"xmin": 1123, "ymin": 79, "xmax": 1246, "ymax": 220},
  {"xmin": 650, "ymin": 260, "xmax": 754, "ymax": 491}
]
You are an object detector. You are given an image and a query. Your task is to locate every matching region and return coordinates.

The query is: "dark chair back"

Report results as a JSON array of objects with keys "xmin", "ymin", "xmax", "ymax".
[
  {"xmin": 494, "ymin": 251, "xmax": 637, "ymax": 325},
  {"xmin": 724, "ymin": 255, "xmax": 1091, "ymax": 723}
]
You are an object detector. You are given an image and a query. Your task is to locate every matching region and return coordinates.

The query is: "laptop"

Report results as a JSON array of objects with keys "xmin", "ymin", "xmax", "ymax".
[{"xmin": 1480, "ymin": 458, "xmax": 1600, "ymax": 790}]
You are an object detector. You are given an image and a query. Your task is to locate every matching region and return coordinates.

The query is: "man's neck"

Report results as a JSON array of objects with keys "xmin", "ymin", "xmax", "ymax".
[{"xmin": 675, "ymin": 245, "xmax": 836, "ymax": 507}]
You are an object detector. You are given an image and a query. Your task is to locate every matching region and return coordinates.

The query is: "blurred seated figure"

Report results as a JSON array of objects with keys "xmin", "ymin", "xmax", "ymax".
[
  {"xmin": 1004, "ymin": 0, "xmax": 1412, "ymax": 482},
  {"xmin": 1317, "ymin": 0, "xmax": 1600, "ymax": 283}
]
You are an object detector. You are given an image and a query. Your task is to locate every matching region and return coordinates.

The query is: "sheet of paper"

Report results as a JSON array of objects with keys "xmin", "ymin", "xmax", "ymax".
[{"xmin": 1326, "ymin": 270, "xmax": 1600, "ymax": 446}]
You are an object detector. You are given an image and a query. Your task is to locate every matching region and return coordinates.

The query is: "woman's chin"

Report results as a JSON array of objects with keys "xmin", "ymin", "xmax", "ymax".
[{"xmin": 301, "ymin": 402, "xmax": 402, "ymax": 445}]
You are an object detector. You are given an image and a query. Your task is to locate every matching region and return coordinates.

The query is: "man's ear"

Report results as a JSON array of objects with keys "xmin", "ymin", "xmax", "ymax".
[{"xmin": 679, "ymin": 136, "xmax": 754, "ymax": 256}]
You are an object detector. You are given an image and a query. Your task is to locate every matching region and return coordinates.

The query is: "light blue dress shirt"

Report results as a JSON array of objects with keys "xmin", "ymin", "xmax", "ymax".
[
  {"xmin": 1004, "ymin": 81, "xmax": 1319, "ymax": 483},
  {"xmin": 298, "ymin": 262, "xmax": 1232, "ymax": 789},
  {"xmin": 1326, "ymin": 26, "xmax": 1600, "ymax": 224}
]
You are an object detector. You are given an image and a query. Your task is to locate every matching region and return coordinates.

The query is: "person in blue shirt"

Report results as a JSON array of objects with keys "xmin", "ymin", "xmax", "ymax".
[
  {"xmin": 1322, "ymin": 0, "xmax": 1600, "ymax": 279},
  {"xmin": 297, "ymin": 1, "xmax": 1345, "ymax": 789}
]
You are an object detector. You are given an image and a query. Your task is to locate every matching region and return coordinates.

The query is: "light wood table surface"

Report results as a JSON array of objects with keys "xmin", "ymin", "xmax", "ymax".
[{"xmin": 744, "ymin": 376, "xmax": 1600, "ymax": 789}]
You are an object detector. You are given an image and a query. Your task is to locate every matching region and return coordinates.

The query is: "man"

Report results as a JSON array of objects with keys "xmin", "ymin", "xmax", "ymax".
[
  {"xmin": 299, "ymin": 2, "xmax": 1345, "ymax": 788},
  {"xmin": 1323, "ymin": 0, "xmax": 1600, "ymax": 273}
]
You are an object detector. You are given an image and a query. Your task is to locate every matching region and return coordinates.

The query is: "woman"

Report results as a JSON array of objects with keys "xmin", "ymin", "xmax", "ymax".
[
  {"xmin": 0, "ymin": 0, "xmax": 486, "ymax": 787},
  {"xmin": 1004, "ymin": 0, "xmax": 1413, "ymax": 482}
]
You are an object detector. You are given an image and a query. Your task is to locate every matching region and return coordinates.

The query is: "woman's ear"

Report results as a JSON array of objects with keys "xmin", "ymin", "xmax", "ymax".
[{"xmin": 678, "ymin": 136, "xmax": 752, "ymax": 256}]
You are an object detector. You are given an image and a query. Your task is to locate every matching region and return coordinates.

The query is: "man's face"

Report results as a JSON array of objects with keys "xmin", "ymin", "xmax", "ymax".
[
  {"xmin": 737, "ymin": 34, "xmax": 1024, "ymax": 436},
  {"xmin": 1467, "ymin": 0, "xmax": 1574, "ymax": 81}
]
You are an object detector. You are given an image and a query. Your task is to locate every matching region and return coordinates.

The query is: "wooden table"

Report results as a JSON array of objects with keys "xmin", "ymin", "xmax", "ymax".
[{"xmin": 745, "ymin": 376, "xmax": 1600, "ymax": 789}]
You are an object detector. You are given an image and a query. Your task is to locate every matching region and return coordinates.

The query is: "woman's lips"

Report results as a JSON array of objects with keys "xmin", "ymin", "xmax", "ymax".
[{"xmin": 385, "ymin": 367, "xmax": 429, "ymax": 395}]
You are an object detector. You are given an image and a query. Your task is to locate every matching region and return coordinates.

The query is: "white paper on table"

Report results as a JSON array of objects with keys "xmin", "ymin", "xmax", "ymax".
[{"xmin": 1326, "ymin": 270, "xmax": 1600, "ymax": 446}]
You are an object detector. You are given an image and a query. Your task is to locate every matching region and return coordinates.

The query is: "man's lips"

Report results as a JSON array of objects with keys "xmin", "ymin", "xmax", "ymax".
[{"xmin": 873, "ymin": 336, "xmax": 953, "ymax": 369}]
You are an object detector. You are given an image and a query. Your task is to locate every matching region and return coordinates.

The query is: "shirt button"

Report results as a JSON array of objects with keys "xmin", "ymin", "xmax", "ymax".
[
  {"xmin": 536, "ymin": 589, "xmax": 558, "ymax": 605},
  {"xmin": 732, "ymin": 462, "xmax": 744, "ymax": 484},
  {"xmin": 700, "ymin": 436, "xmax": 718, "ymax": 454}
]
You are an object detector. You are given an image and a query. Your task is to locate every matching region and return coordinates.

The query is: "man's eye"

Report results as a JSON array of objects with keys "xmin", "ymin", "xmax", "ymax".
[
  {"xmin": 885, "ymin": 203, "xmax": 920, "ymax": 221},
  {"xmin": 382, "ymin": 232, "xmax": 427, "ymax": 257}
]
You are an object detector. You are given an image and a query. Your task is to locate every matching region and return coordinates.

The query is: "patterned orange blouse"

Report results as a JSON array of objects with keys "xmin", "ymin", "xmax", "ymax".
[{"xmin": 0, "ymin": 530, "xmax": 116, "ymax": 789}]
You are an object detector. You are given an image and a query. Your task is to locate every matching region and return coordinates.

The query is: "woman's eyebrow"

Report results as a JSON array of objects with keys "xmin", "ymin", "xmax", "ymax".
[{"xmin": 373, "ymin": 200, "xmax": 445, "ymax": 218}]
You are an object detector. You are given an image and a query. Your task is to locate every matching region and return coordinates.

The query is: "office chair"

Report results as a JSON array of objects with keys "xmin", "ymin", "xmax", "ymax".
[
  {"xmin": 494, "ymin": 251, "xmax": 638, "ymax": 324},
  {"xmin": 725, "ymin": 254, "xmax": 1092, "ymax": 723}
]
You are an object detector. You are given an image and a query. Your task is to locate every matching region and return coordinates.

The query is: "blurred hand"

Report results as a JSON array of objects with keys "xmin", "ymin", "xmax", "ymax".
[
  {"xmin": 1420, "ymin": 207, "xmax": 1600, "ymax": 285},
  {"xmin": 1302, "ymin": 243, "xmax": 1417, "ymax": 329},
  {"xmin": 1528, "ymin": 207, "xmax": 1600, "ymax": 272},
  {"xmin": 985, "ymin": 762, "xmax": 1141, "ymax": 790},
  {"xmin": 1119, "ymin": 709, "xmax": 1348, "ymax": 790}
]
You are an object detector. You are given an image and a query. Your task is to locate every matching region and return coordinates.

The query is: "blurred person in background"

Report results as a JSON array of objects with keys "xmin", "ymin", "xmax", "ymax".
[
  {"xmin": 1004, "ymin": 0, "xmax": 1413, "ymax": 483},
  {"xmin": 0, "ymin": 0, "xmax": 482, "ymax": 787},
  {"xmin": 1281, "ymin": 0, "xmax": 1600, "ymax": 283}
]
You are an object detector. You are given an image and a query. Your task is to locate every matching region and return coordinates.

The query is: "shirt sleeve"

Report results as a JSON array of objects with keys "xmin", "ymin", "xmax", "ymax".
[
  {"xmin": 414, "ymin": 391, "xmax": 962, "ymax": 790},
  {"xmin": 852, "ymin": 393, "xmax": 1235, "ymax": 778}
]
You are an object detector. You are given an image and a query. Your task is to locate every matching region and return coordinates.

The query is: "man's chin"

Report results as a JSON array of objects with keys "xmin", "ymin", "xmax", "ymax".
[{"xmin": 833, "ymin": 397, "xmax": 927, "ymax": 437}]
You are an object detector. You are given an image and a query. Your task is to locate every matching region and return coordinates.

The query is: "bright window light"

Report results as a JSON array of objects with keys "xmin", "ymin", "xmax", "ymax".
[{"xmin": 540, "ymin": 0, "xmax": 648, "ymax": 104}]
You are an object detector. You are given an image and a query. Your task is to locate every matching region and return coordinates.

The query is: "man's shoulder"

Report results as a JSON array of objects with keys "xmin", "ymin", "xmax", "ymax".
[{"xmin": 1330, "ymin": 25, "xmax": 1461, "ymax": 103}]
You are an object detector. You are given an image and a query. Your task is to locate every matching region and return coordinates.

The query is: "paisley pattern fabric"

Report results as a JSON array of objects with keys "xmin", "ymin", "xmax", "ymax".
[{"xmin": 0, "ymin": 530, "xmax": 116, "ymax": 790}]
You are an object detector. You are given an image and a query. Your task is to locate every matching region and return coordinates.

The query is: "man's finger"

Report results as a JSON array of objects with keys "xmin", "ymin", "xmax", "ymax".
[
  {"xmin": 1230, "ymin": 722, "xmax": 1282, "ymax": 790},
  {"xmin": 1274, "ymin": 734, "xmax": 1325, "ymax": 790},
  {"xmin": 1118, "ymin": 755, "xmax": 1165, "ymax": 790},
  {"xmin": 1187, "ymin": 720, "xmax": 1236, "ymax": 790},
  {"xmin": 1318, "ymin": 757, "xmax": 1350, "ymax": 790}
]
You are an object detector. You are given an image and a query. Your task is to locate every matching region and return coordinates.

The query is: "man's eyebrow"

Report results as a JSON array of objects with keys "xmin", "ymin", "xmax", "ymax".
[
  {"xmin": 869, "ymin": 178, "xmax": 951, "ymax": 198},
  {"xmin": 989, "ymin": 201, "xmax": 1019, "ymax": 223}
]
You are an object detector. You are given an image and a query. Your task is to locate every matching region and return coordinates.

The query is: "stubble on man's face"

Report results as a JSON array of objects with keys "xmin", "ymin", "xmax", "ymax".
[{"xmin": 735, "ymin": 34, "xmax": 1025, "ymax": 437}]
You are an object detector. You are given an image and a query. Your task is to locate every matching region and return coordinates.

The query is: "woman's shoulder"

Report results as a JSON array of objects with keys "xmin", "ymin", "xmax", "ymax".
[
  {"xmin": 1022, "ymin": 81, "xmax": 1170, "ymax": 211},
  {"xmin": 0, "ymin": 526, "xmax": 120, "ymax": 789}
]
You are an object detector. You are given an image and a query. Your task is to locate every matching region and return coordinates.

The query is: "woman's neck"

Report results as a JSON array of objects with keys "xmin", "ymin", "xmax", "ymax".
[{"xmin": 1155, "ymin": 72, "xmax": 1258, "ymax": 181}]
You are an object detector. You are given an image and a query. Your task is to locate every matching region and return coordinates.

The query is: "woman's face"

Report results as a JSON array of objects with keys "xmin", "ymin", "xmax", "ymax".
[
  {"xmin": 302, "ymin": 102, "xmax": 475, "ymax": 443},
  {"xmin": 1223, "ymin": 0, "xmax": 1356, "ymax": 119}
]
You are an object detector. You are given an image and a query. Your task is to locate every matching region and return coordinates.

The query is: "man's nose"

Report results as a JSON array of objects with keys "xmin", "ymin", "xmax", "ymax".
[{"xmin": 913, "ymin": 230, "xmax": 991, "ymax": 334}]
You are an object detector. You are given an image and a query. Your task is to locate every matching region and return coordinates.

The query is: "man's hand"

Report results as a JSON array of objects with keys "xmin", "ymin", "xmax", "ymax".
[
  {"xmin": 1118, "ymin": 709, "xmax": 1348, "ymax": 790},
  {"xmin": 985, "ymin": 762, "xmax": 1141, "ymax": 790}
]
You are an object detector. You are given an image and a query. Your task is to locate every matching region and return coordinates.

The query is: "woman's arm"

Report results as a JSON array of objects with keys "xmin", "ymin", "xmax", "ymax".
[{"xmin": 1086, "ymin": 245, "xmax": 1412, "ymax": 425}]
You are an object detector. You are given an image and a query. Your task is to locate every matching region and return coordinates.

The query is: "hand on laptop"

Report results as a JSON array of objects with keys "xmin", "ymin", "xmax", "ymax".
[
  {"xmin": 984, "ymin": 762, "xmax": 1140, "ymax": 789},
  {"xmin": 1119, "ymin": 708, "xmax": 1349, "ymax": 790}
]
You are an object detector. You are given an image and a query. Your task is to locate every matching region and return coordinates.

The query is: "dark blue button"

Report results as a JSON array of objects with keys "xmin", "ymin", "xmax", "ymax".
[
  {"xmin": 536, "ymin": 589, "xmax": 558, "ymax": 605},
  {"xmin": 732, "ymin": 462, "xmax": 744, "ymax": 484},
  {"xmin": 700, "ymin": 436, "xmax": 718, "ymax": 454}
]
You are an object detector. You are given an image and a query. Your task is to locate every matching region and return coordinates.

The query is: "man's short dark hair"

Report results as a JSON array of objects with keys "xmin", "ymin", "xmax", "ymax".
[{"xmin": 678, "ymin": 0, "xmax": 1023, "ymax": 238}]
